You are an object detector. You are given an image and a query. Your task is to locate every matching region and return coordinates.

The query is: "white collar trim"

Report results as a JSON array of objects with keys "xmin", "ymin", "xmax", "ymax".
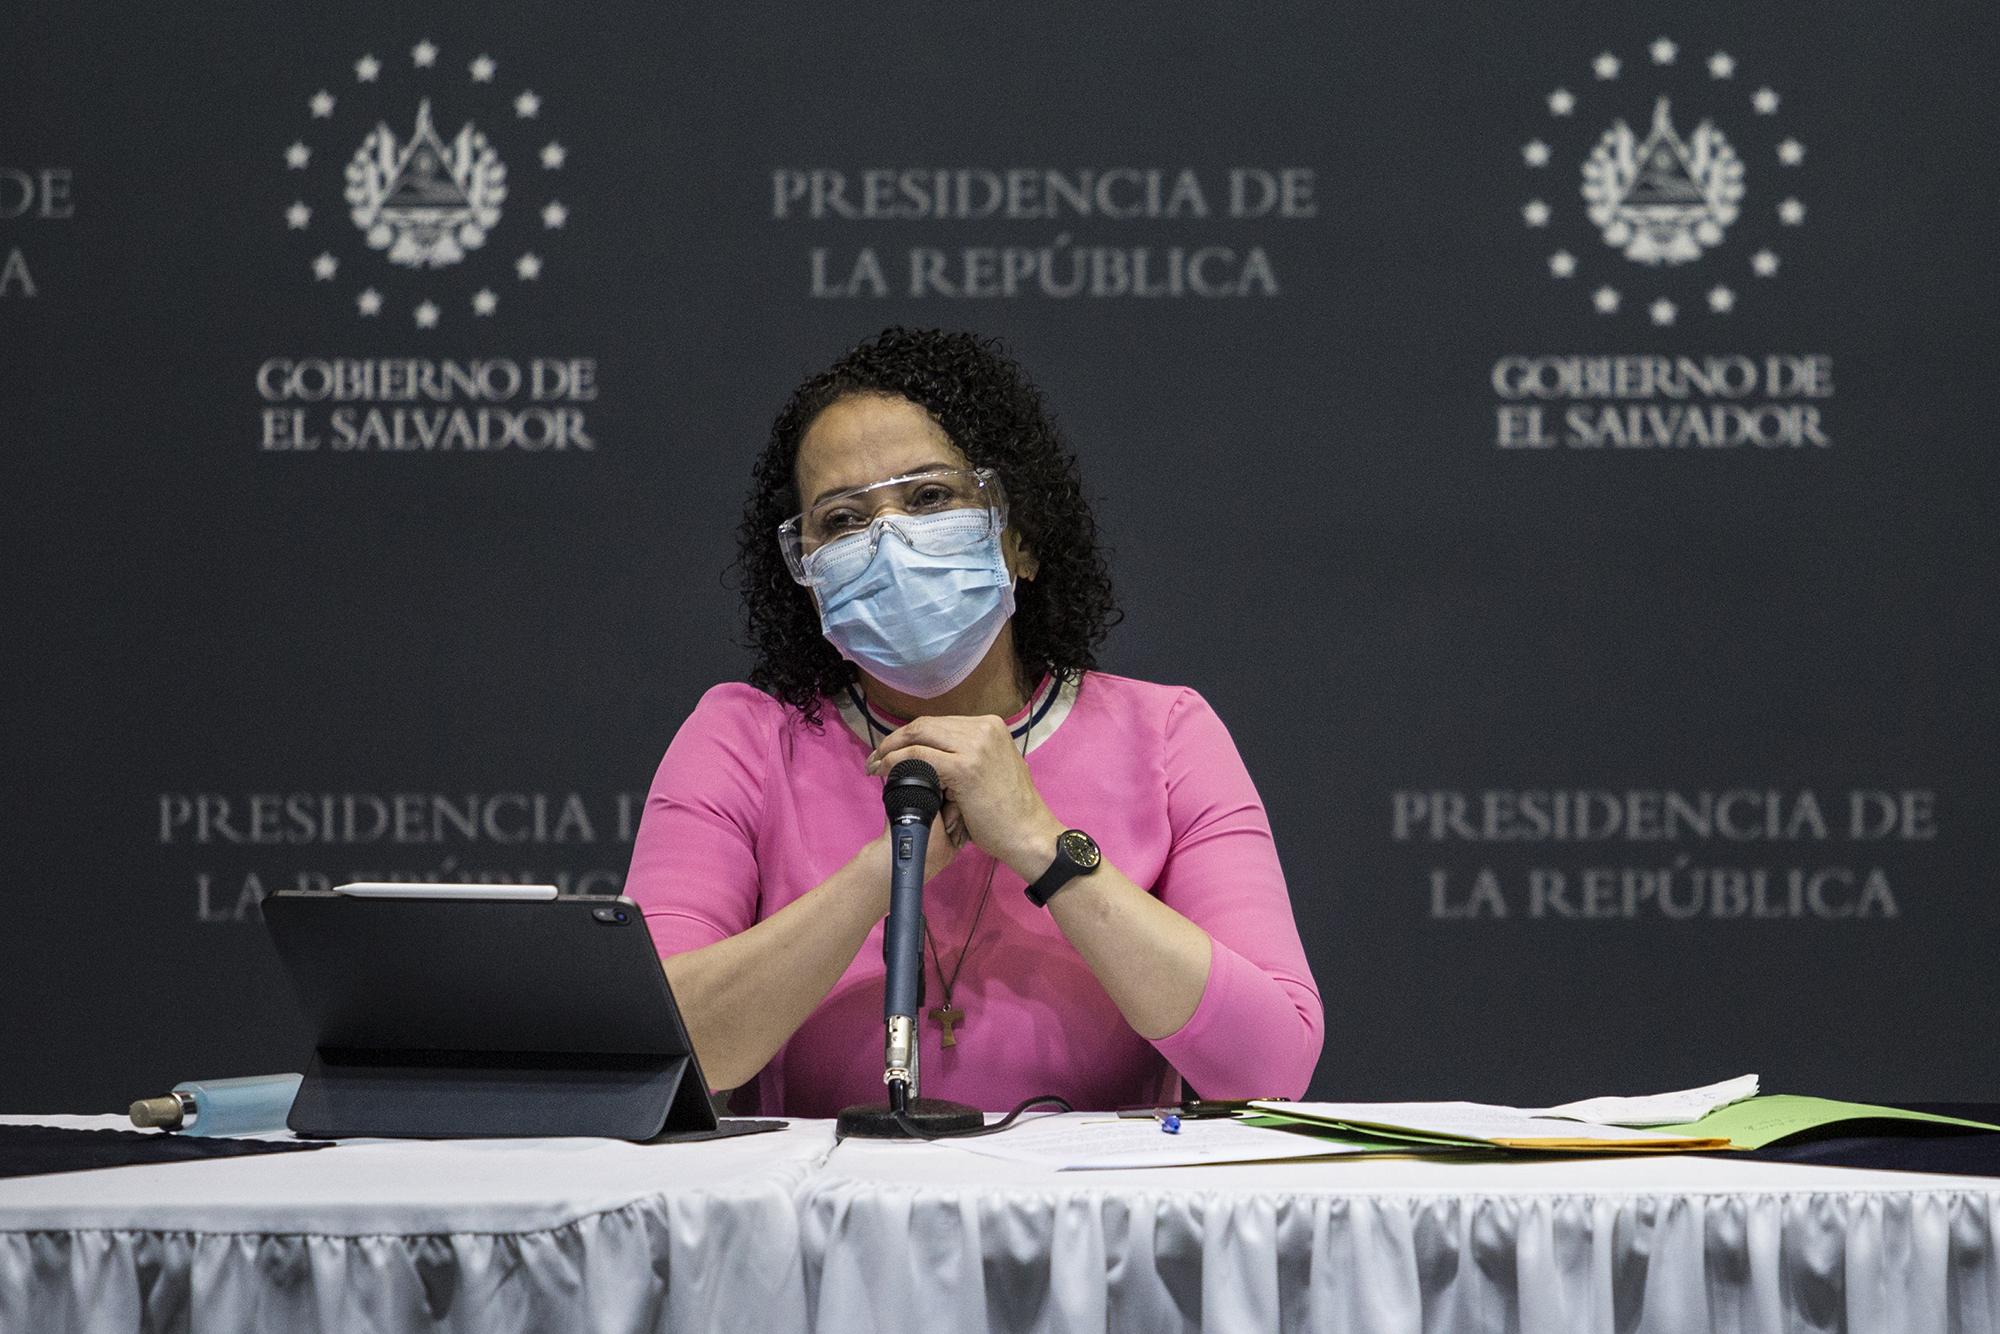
[{"xmin": 836, "ymin": 672, "xmax": 1079, "ymax": 757}]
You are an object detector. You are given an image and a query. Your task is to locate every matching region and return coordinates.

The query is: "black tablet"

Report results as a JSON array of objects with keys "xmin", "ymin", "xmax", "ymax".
[{"xmin": 263, "ymin": 885, "xmax": 771, "ymax": 1141}]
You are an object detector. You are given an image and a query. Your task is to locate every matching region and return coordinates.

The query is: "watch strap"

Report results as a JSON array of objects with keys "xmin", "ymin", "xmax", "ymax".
[{"xmin": 1025, "ymin": 829, "xmax": 1100, "ymax": 907}]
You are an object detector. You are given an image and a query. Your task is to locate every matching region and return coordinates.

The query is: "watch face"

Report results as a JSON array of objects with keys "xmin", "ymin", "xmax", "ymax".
[{"xmin": 1059, "ymin": 829, "xmax": 1101, "ymax": 870}]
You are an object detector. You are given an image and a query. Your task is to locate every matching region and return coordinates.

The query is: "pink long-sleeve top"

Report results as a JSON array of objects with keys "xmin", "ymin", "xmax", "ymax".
[{"xmin": 625, "ymin": 670, "xmax": 1323, "ymax": 1117}]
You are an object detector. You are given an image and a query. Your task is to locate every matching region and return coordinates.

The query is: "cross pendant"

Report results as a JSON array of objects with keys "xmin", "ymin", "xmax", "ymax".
[{"xmin": 929, "ymin": 1003, "xmax": 964, "ymax": 1048}]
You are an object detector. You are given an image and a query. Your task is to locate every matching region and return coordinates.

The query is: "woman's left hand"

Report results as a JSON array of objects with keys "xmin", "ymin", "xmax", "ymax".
[{"xmin": 866, "ymin": 715, "xmax": 1065, "ymax": 880}]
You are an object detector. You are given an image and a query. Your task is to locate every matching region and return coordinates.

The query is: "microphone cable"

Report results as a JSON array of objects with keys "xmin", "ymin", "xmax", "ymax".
[{"xmin": 892, "ymin": 1093, "xmax": 1074, "ymax": 1141}]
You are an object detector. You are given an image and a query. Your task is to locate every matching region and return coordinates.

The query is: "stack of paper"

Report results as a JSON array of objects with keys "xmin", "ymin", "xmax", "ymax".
[
  {"xmin": 1237, "ymin": 1077, "xmax": 1759, "ymax": 1152},
  {"xmin": 914, "ymin": 1083, "xmax": 2000, "ymax": 1171},
  {"xmin": 1533, "ymin": 1074, "xmax": 1761, "ymax": 1126},
  {"xmin": 942, "ymin": 1114, "xmax": 1425, "ymax": 1172},
  {"xmin": 1246, "ymin": 1101, "xmax": 1731, "ymax": 1151}
]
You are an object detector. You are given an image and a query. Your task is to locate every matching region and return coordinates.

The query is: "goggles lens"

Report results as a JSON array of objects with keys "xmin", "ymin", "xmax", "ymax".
[{"xmin": 779, "ymin": 467, "xmax": 1006, "ymax": 587}]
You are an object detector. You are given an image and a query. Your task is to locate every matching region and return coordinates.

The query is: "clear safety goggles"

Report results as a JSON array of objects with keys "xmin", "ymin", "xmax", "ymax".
[{"xmin": 778, "ymin": 467, "xmax": 1008, "ymax": 588}]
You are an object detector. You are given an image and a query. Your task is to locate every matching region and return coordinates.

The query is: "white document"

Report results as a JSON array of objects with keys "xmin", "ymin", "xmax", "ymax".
[
  {"xmin": 1248, "ymin": 1101, "xmax": 1705, "ymax": 1145},
  {"xmin": 943, "ymin": 1113, "xmax": 1388, "ymax": 1171},
  {"xmin": 1532, "ymin": 1074, "xmax": 1760, "ymax": 1127}
]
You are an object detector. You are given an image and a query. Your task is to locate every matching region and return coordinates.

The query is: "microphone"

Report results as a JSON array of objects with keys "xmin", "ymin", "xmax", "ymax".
[
  {"xmin": 833, "ymin": 758, "xmax": 982, "ymax": 1139},
  {"xmin": 881, "ymin": 759, "xmax": 942, "ymax": 1110}
]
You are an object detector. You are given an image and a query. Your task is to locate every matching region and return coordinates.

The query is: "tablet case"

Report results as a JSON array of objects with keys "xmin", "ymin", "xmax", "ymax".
[{"xmin": 263, "ymin": 891, "xmax": 717, "ymax": 1141}]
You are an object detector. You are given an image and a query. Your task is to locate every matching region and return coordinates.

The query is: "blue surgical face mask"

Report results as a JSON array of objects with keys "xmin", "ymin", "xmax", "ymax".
[{"xmin": 813, "ymin": 511, "xmax": 1016, "ymax": 699}]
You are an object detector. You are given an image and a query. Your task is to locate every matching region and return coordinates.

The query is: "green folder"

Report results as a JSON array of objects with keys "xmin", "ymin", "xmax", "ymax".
[
  {"xmin": 1652, "ymin": 1095, "xmax": 2000, "ymax": 1150},
  {"xmin": 1247, "ymin": 1096, "xmax": 2000, "ymax": 1155}
]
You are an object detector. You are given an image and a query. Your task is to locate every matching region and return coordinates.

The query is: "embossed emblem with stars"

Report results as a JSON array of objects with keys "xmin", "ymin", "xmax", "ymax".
[
  {"xmin": 281, "ymin": 40, "xmax": 571, "ymax": 328},
  {"xmin": 1519, "ymin": 38, "xmax": 1806, "ymax": 326}
]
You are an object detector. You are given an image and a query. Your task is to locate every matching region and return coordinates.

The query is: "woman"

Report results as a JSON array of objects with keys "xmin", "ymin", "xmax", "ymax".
[{"xmin": 625, "ymin": 328, "xmax": 1322, "ymax": 1117}]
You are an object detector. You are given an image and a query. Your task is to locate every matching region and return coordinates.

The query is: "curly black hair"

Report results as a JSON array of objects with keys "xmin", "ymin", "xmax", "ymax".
[{"xmin": 735, "ymin": 327, "xmax": 1120, "ymax": 725}]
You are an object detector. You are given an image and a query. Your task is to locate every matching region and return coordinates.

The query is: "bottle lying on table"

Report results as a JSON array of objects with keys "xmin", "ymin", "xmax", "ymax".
[{"xmin": 129, "ymin": 1073, "xmax": 303, "ymax": 1136}]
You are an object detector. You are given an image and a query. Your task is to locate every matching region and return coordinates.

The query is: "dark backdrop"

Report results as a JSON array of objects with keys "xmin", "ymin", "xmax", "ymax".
[{"xmin": 3, "ymin": 0, "xmax": 1995, "ymax": 1113}]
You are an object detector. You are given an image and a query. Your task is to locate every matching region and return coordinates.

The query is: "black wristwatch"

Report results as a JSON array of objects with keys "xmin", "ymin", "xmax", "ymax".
[{"xmin": 1025, "ymin": 829, "xmax": 1102, "ymax": 907}]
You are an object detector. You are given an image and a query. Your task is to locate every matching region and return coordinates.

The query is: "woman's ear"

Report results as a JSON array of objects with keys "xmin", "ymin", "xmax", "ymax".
[{"xmin": 1004, "ymin": 529, "xmax": 1039, "ymax": 582}]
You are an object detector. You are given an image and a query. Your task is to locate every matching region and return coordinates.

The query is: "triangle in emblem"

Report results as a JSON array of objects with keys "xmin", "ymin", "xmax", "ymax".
[
  {"xmin": 1621, "ymin": 98, "xmax": 1705, "ymax": 207},
  {"xmin": 382, "ymin": 100, "xmax": 472, "ymax": 211}
]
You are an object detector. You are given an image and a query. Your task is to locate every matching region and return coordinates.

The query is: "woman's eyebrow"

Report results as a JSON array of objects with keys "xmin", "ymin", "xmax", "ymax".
[{"xmin": 809, "ymin": 462, "xmax": 955, "ymax": 508}]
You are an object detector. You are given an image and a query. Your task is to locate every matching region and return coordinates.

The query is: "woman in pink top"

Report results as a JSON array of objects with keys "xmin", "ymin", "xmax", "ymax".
[{"xmin": 625, "ymin": 328, "xmax": 1322, "ymax": 1118}]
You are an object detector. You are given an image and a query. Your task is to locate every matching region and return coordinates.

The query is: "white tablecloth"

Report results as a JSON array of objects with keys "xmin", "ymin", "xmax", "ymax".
[
  {"xmin": 0, "ymin": 1114, "xmax": 831, "ymax": 1333},
  {"xmin": 5, "ymin": 1114, "xmax": 2000, "ymax": 1333},
  {"xmin": 806, "ymin": 1133, "xmax": 2000, "ymax": 1334}
]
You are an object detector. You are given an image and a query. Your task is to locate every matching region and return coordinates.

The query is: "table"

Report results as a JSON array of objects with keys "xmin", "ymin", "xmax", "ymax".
[
  {"xmin": 0, "ymin": 1114, "xmax": 830, "ymax": 1333},
  {"xmin": 808, "ymin": 1134, "xmax": 2000, "ymax": 1334},
  {"xmin": 5, "ymin": 1114, "xmax": 1999, "ymax": 1333}
]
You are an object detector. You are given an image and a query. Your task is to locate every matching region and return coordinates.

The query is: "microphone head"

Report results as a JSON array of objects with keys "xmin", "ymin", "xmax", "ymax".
[{"xmin": 883, "ymin": 758, "xmax": 944, "ymax": 822}]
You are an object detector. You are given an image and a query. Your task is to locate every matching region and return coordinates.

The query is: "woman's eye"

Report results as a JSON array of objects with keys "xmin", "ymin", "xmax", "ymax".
[
  {"xmin": 912, "ymin": 485, "xmax": 953, "ymax": 508},
  {"xmin": 820, "ymin": 510, "xmax": 865, "ymax": 532}
]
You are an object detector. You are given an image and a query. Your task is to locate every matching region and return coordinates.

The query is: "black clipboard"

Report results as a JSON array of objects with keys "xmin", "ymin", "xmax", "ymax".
[{"xmin": 263, "ymin": 886, "xmax": 733, "ymax": 1141}]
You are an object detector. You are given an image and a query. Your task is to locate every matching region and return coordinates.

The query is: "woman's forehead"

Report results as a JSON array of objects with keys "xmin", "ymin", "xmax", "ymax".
[{"xmin": 796, "ymin": 394, "xmax": 967, "ymax": 503}]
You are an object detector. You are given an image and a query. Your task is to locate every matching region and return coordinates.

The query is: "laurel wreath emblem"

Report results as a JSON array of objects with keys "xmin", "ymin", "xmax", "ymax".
[
  {"xmin": 1582, "ymin": 102, "xmax": 1743, "ymax": 266},
  {"xmin": 344, "ymin": 102, "xmax": 507, "ymax": 270}
]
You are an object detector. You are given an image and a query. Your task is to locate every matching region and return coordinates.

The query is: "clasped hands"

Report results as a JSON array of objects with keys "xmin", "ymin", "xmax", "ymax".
[{"xmin": 865, "ymin": 714, "xmax": 1067, "ymax": 884}]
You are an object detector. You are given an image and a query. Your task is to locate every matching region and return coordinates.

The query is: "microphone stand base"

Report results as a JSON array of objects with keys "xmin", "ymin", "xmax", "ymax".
[{"xmin": 836, "ymin": 1097, "xmax": 984, "ymax": 1139}]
